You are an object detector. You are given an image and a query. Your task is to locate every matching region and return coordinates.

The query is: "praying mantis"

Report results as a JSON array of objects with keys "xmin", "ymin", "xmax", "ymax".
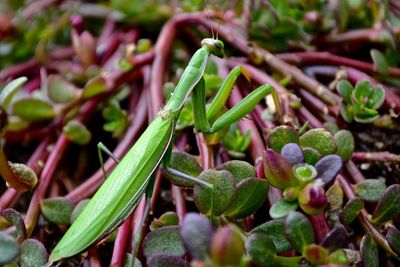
[{"xmin": 49, "ymin": 37, "xmax": 278, "ymax": 262}]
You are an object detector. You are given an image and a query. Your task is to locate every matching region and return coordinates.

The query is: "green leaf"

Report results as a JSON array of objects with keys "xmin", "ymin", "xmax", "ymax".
[
  {"xmin": 41, "ymin": 197, "xmax": 74, "ymax": 225},
  {"xmin": 340, "ymin": 103, "xmax": 354, "ymax": 123},
  {"xmin": 285, "ymin": 211, "xmax": 315, "ymax": 253},
  {"xmin": 371, "ymin": 184, "xmax": 400, "ymax": 223},
  {"xmin": 19, "ymin": 239, "xmax": 48, "ymax": 267},
  {"xmin": 368, "ymin": 86, "xmax": 385, "ymax": 109},
  {"xmin": 83, "ymin": 76, "xmax": 107, "ymax": 99},
  {"xmin": 216, "ymin": 160, "xmax": 256, "ymax": 182},
  {"xmin": 0, "ymin": 233, "xmax": 19, "ymax": 265},
  {"xmin": 0, "ymin": 77, "xmax": 28, "ymax": 109},
  {"xmin": 252, "ymin": 218, "xmax": 292, "ymax": 253},
  {"xmin": 354, "ymin": 178, "xmax": 386, "ymax": 202},
  {"xmin": 2, "ymin": 208, "xmax": 26, "ymax": 241},
  {"xmin": 162, "ymin": 151, "xmax": 202, "ymax": 187},
  {"xmin": 63, "ymin": 120, "xmax": 92, "ymax": 145},
  {"xmin": 143, "ymin": 226, "xmax": 185, "ymax": 258},
  {"xmin": 224, "ymin": 178, "xmax": 268, "ymax": 218},
  {"xmin": 326, "ymin": 182, "xmax": 343, "ymax": 209},
  {"xmin": 336, "ymin": 80, "xmax": 353, "ymax": 103},
  {"xmin": 269, "ymin": 199, "xmax": 298, "ymax": 219},
  {"xmin": 265, "ymin": 125, "xmax": 299, "ymax": 153},
  {"xmin": 334, "ymin": 130, "xmax": 354, "ymax": 162},
  {"xmin": 386, "ymin": 226, "xmax": 400, "ymax": 256},
  {"xmin": 245, "ymin": 233, "xmax": 277, "ymax": 267},
  {"xmin": 299, "ymin": 128, "xmax": 336, "ymax": 156},
  {"xmin": 211, "ymin": 224, "xmax": 245, "ymax": 266},
  {"xmin": 360, "ymin": 234, "xmax": 379, "ymax": 267},
  {"xmin": 47, "ymin": 75, "xmax": 78, "ymax": 103},
  {"xmin": 194, "ymin": 170, "xmax": 237, "ymax": 216},
  {"xmin": 371, "ymin": 49, "xmax": 389, "ymax": 76},
  {"xmin": 13, "ymin": 98, "xmax": 56, "ymax": 121},
  {"xmin": 342, "ymin": 197, "xmax": 364, "ymax": 224},
  {"xmin": 302, "ymin": 147, "xmax": 321, "ymax": 165},
  {"xmin": 70, "ymin": 199, "xmax": 90, "ymax": 223},
  {"xmin": 150, "ymin": 212, "xmax": 179, "ymax": 230},
  {"xmin": 353, "ymin": 79, "xmax": 374, "ymax": 102}
]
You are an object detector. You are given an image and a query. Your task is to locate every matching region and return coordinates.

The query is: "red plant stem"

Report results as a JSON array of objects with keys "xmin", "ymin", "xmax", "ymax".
[
  {"xmin": 297, "ymin": 89, "xmax": 329, "ymax": 116},
  {"xmin": 345, "ymin": 161, "xmax": 366, "ymax": 184},
  {"xmin": 352, "ymin": 151, "xmax": 400, "ymax": 162},
  {"xmin": 5, "ymin": 127, "xmax": 52, "ymax": 143},
  {"xmin": 343, "ymin": 67, "xmax": 400, "ymax": 112},
  {"xmin": 110, "ymin": 215, "xmax": 133, "ymax": 267},
  {"xmin": 277, "ymin": 51, "xmax": 400, "ymax": 78},
  {"xmin": 310, "ymin": 214, "xmax": 330, "ymax": 243},
  {"xmin": 88, "ymin": 246, "xmax": 102, "ymax": 267},
  {"xmin": 312, "ymin": 26, "xmax": 400, "ymax": 45},
  {"xmin": 171, "ymin": 185, "xmax": 186, "ymax": 224}
]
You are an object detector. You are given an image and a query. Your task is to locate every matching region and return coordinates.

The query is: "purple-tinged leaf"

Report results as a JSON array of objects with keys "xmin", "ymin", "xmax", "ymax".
[
  {"xmin": 211, "ymin": 224, "xmax": 245, "ymax": 266},
  {"xmin": 342, "ymin": 197, "xmax": 364, "ymax": 225},
  {"xmin": 180, "ymin": 213, "xmax": 212, "ymax": 260},
  {"xmin": 371, "ymin": 184, "xmax": 400, "ymax": 223},
  {"xmin": 19, "ymin": 239, "xmax": 48, "ymax": 266},
  {"xmin": 285, "ymin": 211, "xmax": 315, "ymax": 253},
  {"xmin": 326, "ymin": 181, "xmax": 344, "ymax": 209},
  {"xmin": 360, "ymin": 234, "xmax": 378, "ymax": 267},
  {"xmin": 265, "ymin": 125, "xmax": 299, "ymax": 153},
  {"xmin": 263, "ymin": 149, "xmax": 297, "ymax": 189},
  {"xmin": 143, "ymin": 226, "xmax": 185, "ymax": 258},
  {"xmin": 321, "ymin": 225, "xmax": 348, "ymax": 253},
  {"xmin": 0, "ymin": 233, "xmax": 19, "ymax": 264},
  {"xmin": 2, "ymin": 208, "xmax": 26, "ymax": 241},
  {"xmin": 281, "ymin": 143, "xmax": 304, "ymax": 165},
  {"xmin": 224, "ymin": 178, "xmax": 268, "ymax": 218},
  {"xmin": 251, "ymin": 218, "xmax": 292, "ymax": 253},
  {"xmin": 245, "ymin": 233, "xmax": 276, "ymax": 266},
  {"xmin": 300, "ymin": 128, "xmax": 336, "ymax": 156},
  {"xmin": 386, "ymin": 226, "xmax": 400, "ymax": 256},
  {"xmin": 147, "ymin": 253, "xmax": 189, "ymax": 267},
  {"xmin": 315, "ymin": 155, "xmax": 342, "ymax": 183},
  {"xmin": 194, "ymin": 170, "xmax": 237, "ymax": 216},
  {"xmin": 216, "ymin": 160, "xmax": 256, "ymax": 182}
]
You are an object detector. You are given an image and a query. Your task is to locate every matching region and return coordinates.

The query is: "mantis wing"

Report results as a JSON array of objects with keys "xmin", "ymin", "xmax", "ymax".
[{"xmin": 50, "ymin": 115, "xmax": 175, "ymax": 262}]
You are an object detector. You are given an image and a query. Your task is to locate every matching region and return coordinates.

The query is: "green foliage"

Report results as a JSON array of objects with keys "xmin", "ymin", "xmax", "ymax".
[
  {"xmin": 63, "ymin": 120, "xmax": 91, "ymax": 145},
  {"xmin": 342, "ymin": 197, "xmax": 364, "ymax": 224},
  {"xmin": 337, "ymin": 79, "xmax": 385, "ymax": 123},
  {"xmin": 143, "ymin": 226, "xmax": 185, "ymax": 258},
  {"xmin": 102, "ymin": 99, "xmax": 128, "ymax": 139},
  {"xmin": 0, "ymin": 233, "xmax": 19, "ymax": 265},
  {"xmin": 41, "ymin": 197, "xmax": 74, "ymax": 225}
]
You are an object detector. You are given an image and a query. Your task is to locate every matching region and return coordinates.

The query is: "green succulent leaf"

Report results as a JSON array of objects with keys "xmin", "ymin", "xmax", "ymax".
[
  {"xmin": 41, "ymin": 197, "xmax": 74, "ymax": 225},
  {"xmin": 360, "ymin": 234, "xmax": 378, "ymax": 267},
  {"xmin": 299, "ymin": 128, "xmax": 336, "ymax": 156},
  {"xmin": 353, "ymin": 79, "xmax": 374, "ymax": 102},
  {"xmin": 265, "ymin": 125, "xmax": 299, "ymax": 153},
  {"xmin": 216, "ymin": 160, "xmax": 256, "ymax": 182},
  {"xmin": 371, "ymin": 184, "xmax": 400, "ymax": 223},
  {"xmin": 334, "ymin": 130, "xmax": 354, "ymax": 162},
  {"xmin": 13, "ymin": 98, "xmax": 56, "ymax": 121},
  {"xmin": 371, "ymin": 49, "xmax": 389, "ymax": 76},
  {"xmin": 83, "ymin": 76, "xmax": 107, "ymax": 99},
  {"xmin": 194, "ymin": 170, "xmax": 237, "ymax": 216},
  {"xmin": 269, "ymin": 199, "xmax": 298, "ymax": 219},
  {"xmin": 354, "ymin": 178, "xmax": 386, "ymax": 202},
  {"xmin": 224, "ymin": 178, "xmax": 269, "ymax": 218},
  {"xmin": 342, "ymin": 197, "xmax": 364, "ymax": 225},
  {"xmin": 63, "ymin": 120, "xmax": 92, "ymax": 145},
  {"xmin": 245, "ymin": 233, "xmax": 277, "ymax": 267},
  {"xmin": 336, "ymin": 80, "xmax": 353, "ymax": 103},
  {"xmin": 146, "ymin": 254, "xmax": 189, "ymax": 267},
  {"xmin": 47, "ymin": 75, "xmax": 78, "ymax": 103},
  {"xmin": 0, "ymin": 77, "xmax": 28, "ymax": 109},
  {"xmin": 368, "ymin": 86, "xmax": 385, "ymax": 109},
  {"xmin": 143, "ymin": 226, "xmax": 185, "ymax": 258},
  {"xmin": 251, "ymin": 218, "xmax": 292, "ymax": 253},
  {"xmin": 162, "ymin": 151, "xmax": 202, "ymax": 187},
  {"xmin": 386, "ymin": 226, "xmax": 400, "ymax": 256},
  {"xmin": 19, "ymin": 239, "xmax": 48, "ymax": 267},
  {"xmin": 285, "ymin": 211, "xmax": 315, "ymax": 253},
  {"xmin": 0, "ymin": 233, "xmax": 19, "ymax": 265}
]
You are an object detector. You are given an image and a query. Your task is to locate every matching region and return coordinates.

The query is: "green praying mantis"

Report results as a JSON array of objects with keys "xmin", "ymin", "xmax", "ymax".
[{"xmin": 49, "ymin": 37, "xmax": 278, "ymax": 262}]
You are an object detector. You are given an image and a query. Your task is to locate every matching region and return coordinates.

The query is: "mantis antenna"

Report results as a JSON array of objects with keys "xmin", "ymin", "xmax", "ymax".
[{"xmin": 204, "ymin": 0, "xmax": 214, "ymax": 39}]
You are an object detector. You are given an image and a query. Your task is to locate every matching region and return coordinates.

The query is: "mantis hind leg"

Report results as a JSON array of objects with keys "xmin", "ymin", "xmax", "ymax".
[{"xmin": 97, "ymin": 142, "xmax": 120, "ymax": 179}]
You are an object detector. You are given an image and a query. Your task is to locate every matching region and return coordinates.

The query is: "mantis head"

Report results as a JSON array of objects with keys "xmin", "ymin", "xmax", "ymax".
[{"xmin": 201, "ymin": 38, "xmax": 224, "ymax": 58}]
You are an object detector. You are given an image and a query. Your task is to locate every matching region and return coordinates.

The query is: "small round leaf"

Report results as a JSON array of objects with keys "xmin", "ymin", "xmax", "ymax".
[
  {"xmin": 285, "ymin": 211, "xmax": 315, "ymax": 253},
  {"xmin": 41, "ymin": 197, "xmax": 74, "ymax": 225},
  {"xmin": 216, "ymin": 160, "xmax": 256, "ymax": 182},
  {"xmin": 245, "ymin": 233, "xmax": 277, "ymax": 267},
  {"xmin": 300, "ymin": 128, "xmax": 336, "ymax": 156},
  {"xmin": 13, "ymin": 98, "xmax": 56, "ymax": 121},
  {"xmin": 269, "ymin": 199, "xmax": 298, "ymax": 219},
  {"xmin": 143, "ymin": 226, "xmax": 185, "ymax": 258},
  {"xmin": 0, "ymin": 233, "xmax": 19, "ymax": 264}
]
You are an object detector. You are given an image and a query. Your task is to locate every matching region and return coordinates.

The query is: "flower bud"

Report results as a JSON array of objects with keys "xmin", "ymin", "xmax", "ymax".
[
  {"xmin": 263, "ymin": 149, "xmax": 297, "ymax": 189},
  {"xmin": 299, "ymin": 184, "xmax": 327, "ymax": 215},
  {"xmin": 211, "ymin": 224, "xmax": 245, "ymax": 265},
  {"xmin": 283, "ymin": 186, "xmax": 300, "ymax": 202}
]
